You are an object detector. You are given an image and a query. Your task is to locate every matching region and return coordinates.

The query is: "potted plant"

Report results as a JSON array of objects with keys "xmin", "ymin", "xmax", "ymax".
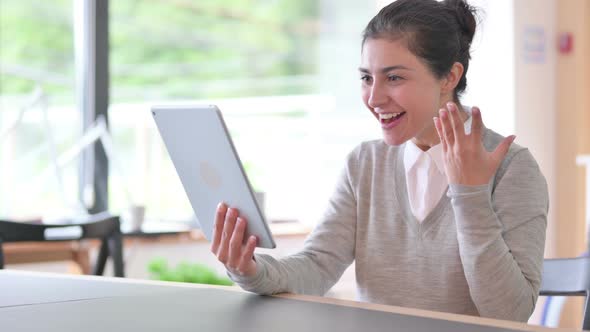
[{"xmin": 147, "ymin": 258, "xmax": 233, "ymax": 286}]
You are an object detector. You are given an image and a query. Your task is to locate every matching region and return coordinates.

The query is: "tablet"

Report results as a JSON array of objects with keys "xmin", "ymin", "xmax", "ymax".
[{"xmin": 151, "ymin": 105, "xmax": 276, "ymax": 249}]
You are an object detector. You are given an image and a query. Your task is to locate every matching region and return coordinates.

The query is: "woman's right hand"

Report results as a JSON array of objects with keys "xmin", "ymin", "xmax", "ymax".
[{"xmin": 210, "ymin": 202, "xmax": 258, "ymax": 277}]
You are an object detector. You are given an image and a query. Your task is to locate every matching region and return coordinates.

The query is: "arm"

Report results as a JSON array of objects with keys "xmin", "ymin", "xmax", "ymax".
[
  {"xmin": 449, "ymin": 148, "xmax": 548, "ymax": 321},
  {"xmin": 228, "ymin": 150, "xmax": 359, "ymax": 296},
  {"xmin": 434, "ymin": 104, "xmax": 547, "ymax": 321}
]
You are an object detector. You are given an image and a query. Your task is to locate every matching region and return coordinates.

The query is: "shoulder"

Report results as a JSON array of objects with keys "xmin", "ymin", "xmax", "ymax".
[
  {"xmin": 348, "ymin": 139, "xmax": 401, "ymax": 159},
  {"xmin": 483, "ymin": 128, "xmax": 536, "ymax": 169},
  {"xmin": 345, "ymin": 139, "xmax": 402, "ymax": 168},
  {"xmin": 340, "ymin": 139, "xmax": 404, "ymax": 186},
  {"xmin": 483, "ymin": 129, "xmax": 547, "ymax": 195},
  {"xmin": 482, "ymin": 128, "xmax": 525, "ymax": 156}
]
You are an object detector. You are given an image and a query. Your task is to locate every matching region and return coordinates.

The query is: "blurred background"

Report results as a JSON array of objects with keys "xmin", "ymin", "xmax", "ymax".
[
  {"xmin": 0, "ymin": 0, "xmax": 521, "ymax": 225},
  {"xmin": 0, "ymin": 0, "xmax": 589, "ymax": 328}
]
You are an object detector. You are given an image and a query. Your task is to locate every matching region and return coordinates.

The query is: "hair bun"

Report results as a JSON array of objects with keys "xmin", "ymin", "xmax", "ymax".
[{"xmin": 445, "ymin": 0, "xmax": 477, "ymax": 45}]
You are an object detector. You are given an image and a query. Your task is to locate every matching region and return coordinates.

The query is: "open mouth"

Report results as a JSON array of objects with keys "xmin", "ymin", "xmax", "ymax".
[{"xmin": 379, "ymin": 112, "xmax": 406, "ymax": 125}]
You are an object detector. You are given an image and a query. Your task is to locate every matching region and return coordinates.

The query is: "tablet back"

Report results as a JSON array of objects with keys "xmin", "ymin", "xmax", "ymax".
[{"xmin": 151, "ymin": 105, "xmax": 275, "ymax": 248}]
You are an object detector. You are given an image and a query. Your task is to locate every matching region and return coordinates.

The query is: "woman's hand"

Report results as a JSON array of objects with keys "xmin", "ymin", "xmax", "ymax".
[
  {"xmin": 210, "ymin": 202, "xmax": 258, "ymax": 277},
  {"xmin": 433, "ymin": 103, "xmax": 516, "ymax": 186}
]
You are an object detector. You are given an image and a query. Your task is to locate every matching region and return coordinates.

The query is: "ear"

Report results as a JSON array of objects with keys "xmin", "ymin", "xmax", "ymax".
[{"xmin": 440, "ymin": 62, "xmax": 464, "ymax": 95}]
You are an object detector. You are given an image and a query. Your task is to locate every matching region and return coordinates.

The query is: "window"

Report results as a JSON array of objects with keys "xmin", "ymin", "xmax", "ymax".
[{"xmin": 0, "ymin": 0, "xmax": 81, "ymax": 219}]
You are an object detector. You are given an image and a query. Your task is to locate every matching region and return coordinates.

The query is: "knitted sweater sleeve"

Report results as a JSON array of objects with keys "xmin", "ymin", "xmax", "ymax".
[
  {"xmin": 227, "ymin": 148, "xmax": 359, "ymax": 296},
  {"xmin": 448, "ymin": 148, "xmax": 548, "ymax": 322}
]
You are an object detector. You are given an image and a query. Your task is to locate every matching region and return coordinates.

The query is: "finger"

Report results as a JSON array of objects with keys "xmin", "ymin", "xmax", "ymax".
[
  {"xmin": 446, "ymin": 102, "xmax": 465, "ymax": 140},
  {"xmin": 471, "ymin": 107, "xmax": 483, "ymax": 138},
  {"xmin": 433, "ymin": 116, "xmax": 447, "ymax": 152},
  {"xmin": 237, "ymin": 236, "xmax": 258, "ymax": 274},
  {"xmin": 227, "ymin": 217, "xmax": 247, "ymax": 269},
  {"xmin": 439, "ymin": 108, "xmax": 455, "ymax": 146},
  {"xmin": 217, "ymin": 207, "xmax": 239, "ymax": 263},
  {"xmin": 491, "ymin": 135, "xmax": 516, "ymax": 167},
  {"xmin": 211, "ymin": 202, "xmax": 227, "ymax": 253}
]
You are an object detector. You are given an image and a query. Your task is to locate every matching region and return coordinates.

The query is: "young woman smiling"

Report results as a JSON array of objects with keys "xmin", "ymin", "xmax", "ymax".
[{"xmin": 210, "ymin": 0, "xmax": 548, "ymax": 322}]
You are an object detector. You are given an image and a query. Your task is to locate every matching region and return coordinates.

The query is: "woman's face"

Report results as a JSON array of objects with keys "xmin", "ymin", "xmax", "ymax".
[{"xmin": 360, "ymin": 38, "xmax": 448, "ymax": 148}]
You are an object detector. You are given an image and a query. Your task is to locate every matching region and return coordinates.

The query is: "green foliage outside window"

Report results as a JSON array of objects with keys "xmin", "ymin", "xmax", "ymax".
[
  {"xmin": 0, "ymin": 0, "xmax": 74, "ymax": 100},
  {"xmin": 148, "ymin": 257, "xmax": 234, "ymax": 286},
  {"xmin": 0, "ymin": 0, "xmax": 319, "ymax": 102}
]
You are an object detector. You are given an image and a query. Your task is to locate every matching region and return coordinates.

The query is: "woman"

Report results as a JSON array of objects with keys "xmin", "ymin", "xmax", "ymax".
[{"xmin": 210, "ymin": 0, "xmax": 548, "ymax": 322}]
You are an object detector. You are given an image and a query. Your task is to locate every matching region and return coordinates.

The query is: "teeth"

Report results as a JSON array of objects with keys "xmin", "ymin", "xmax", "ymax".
[{"xmin": 379, "ymin": 113, "xmax": 401, "ymax": 120}]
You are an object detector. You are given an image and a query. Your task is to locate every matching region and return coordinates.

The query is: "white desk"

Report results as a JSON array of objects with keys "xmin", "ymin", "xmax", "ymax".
[{"xmin": 0, "ymin": 270, "xmax": 578, "ymax": 332}]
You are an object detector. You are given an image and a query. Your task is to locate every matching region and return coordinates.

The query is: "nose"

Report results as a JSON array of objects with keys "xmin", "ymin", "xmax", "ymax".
[{"xmin": 367, "ymin": 81, "xmax": 388, "ymax": 109}]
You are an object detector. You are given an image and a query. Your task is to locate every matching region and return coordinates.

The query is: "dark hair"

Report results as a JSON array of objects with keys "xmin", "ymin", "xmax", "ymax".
[{"xmin": 362, "ymin": 0, "xmax": 477, "ymax": 102}]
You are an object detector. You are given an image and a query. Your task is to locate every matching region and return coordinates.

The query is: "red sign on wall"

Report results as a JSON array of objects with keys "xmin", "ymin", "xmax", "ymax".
[{"xmin": 558, "ymin": 32, "xmax": 574, "ymax": 54}]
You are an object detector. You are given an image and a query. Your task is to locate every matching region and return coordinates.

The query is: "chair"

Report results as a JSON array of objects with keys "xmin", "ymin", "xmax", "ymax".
[
  {"xmin": 0, "ymin": 212, "xmax": 124, "ymax": 277},
  {"xmin": 539, "ymin": 257, "xmax": 590, "ymax": 330}
]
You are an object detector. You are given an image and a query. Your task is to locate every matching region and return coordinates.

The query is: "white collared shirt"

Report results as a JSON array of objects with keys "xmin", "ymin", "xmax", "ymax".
[{"xmin": 403, "ymin": 107, "xmax": 472, "ymax": 222}]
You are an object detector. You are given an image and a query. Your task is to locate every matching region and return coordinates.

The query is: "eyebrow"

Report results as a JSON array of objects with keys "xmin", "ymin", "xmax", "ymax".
[{"xmin": 358, "ymin": 65, "xmax": 413, "ymax": 74}]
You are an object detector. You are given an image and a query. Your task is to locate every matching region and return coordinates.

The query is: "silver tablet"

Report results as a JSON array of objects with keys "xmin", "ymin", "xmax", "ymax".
[{"xmin": 151, "ymin": 105, "xmax": 276, "ymax": 249}]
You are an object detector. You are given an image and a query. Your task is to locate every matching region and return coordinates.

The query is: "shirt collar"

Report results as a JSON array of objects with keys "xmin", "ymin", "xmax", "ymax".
[
  {"xmin": 403, "ymin": 139, "xmax": 424, "ymax": 174},
  {"xmin": 463, "ymin": 105, "xmax": 473, "ymax": 135},
  {"xmin": 427, "ymin": 143, "xmax": 445, "ymax": 174}
]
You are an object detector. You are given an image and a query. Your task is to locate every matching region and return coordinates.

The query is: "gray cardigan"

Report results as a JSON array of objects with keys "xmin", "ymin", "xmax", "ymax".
[{"xmin": 229, "ymin": 128, "xmax": 548, "ymax": 322}]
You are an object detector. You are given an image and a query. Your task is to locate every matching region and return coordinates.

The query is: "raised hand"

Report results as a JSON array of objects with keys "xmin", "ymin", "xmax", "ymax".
[
  {"xmin": 433, "ymin": 103, "xmax": 515, "ymax": 186},
  {"xmin": 210, "ymin": 202, "xmax": 258, "ymax": 277}
]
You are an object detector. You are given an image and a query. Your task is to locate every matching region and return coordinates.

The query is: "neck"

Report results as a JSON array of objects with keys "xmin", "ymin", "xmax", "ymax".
[{"xmin": 412, "ymin": 103, "xmax": 469, "ymax": 152}]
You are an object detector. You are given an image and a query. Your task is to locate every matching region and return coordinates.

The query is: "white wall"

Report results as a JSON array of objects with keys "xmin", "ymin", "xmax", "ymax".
[
  {"xmin": 463, "ymin": 0, "xmax": 515, "ymax": 136},
  {"xmin": 513, "ymin": 0, "xmax": 557, "ymax": 254}
]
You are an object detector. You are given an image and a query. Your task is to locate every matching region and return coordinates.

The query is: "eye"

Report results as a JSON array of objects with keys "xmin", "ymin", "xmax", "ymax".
[
  {"xmin": 387, "ymin": 75, "xmax": 403, "ymax": 82},
  {"xmin": 360, "ymin": 75, "xmax": 372, "ymax": 83}
]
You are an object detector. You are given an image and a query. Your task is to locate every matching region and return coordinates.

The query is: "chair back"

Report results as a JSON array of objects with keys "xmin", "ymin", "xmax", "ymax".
[
  {"xmin": 540, "ymin": 257, "xmax": 590, "ymax": 329},
  {"xmin": 0, "ymin": 212, "xmax": 120, "ymax": 242},
  {"xmin": 0, "ymin": 212, "xmax": 124, "ymax": 277}
]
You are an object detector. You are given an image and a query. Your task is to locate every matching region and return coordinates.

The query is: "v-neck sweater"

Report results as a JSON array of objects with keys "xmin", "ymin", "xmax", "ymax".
[{"xmin": 229, "ymin": 128, "xmax": 548, "ymax": 322}]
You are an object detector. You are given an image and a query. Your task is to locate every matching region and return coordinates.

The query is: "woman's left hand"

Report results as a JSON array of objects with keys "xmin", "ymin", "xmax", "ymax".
[{"xmin": 433, "ymin": 102, "xmax": 516, "ymax": 186}]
